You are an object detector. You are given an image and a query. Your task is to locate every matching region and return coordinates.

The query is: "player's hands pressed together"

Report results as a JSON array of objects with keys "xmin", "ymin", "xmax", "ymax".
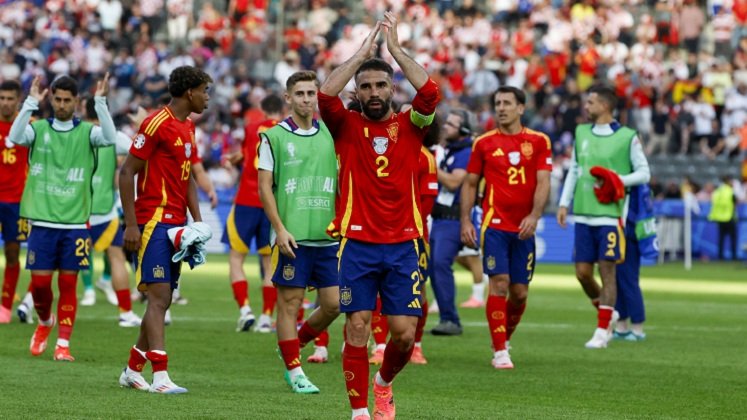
[
  {"xmin": 360, "ymin": 21, "xmax": 382, "ymax": 59},
  {"xmin": 381, "ymin": 11, "xmax": 402, "ymax": 53},
  {"xmin": 461, "ymin": 220, "xmax": 478, "ymax": 249},
  {"xmin": 95, "ymin": 72, "xmax": 110, "ymax": 97},
  {"xmin": 29, "ymin": 76, "xmax": 48, "ymax": 102},
  {"xmin": 556, "ymin": 206, "xmax": 568, "ymax": 229},
  {"xmin": 276, "ymin": 228, "xmax": 298, "ymax": 258},
  {"xmin": 518, "ymin": 214, "xmax": 539, "ymax": 240},
  {"xmin": 123, "ymin": 225, "xmax": 142, "ymax": 252}
]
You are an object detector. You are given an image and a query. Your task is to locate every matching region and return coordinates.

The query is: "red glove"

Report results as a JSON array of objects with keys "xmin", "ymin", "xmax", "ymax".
[{"xmin": 590, "ymin": 166, "xmax": 625, "ymax": 204}]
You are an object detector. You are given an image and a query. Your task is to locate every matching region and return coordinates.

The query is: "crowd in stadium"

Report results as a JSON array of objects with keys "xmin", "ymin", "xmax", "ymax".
[{"xmin": 1, "ymin": 0, "xmax": 746, "ymax": 197}]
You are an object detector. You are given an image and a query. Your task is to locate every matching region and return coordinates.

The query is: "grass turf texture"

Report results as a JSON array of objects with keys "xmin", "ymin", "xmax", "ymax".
[{"xmin": 1, "ymin": 254, "xmax": 746, "ymax": 419}]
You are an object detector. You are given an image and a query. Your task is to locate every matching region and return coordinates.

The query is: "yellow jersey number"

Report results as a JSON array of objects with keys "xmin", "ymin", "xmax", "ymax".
[
  {"xmin": 180, "ymin": 160, "xmax": 191, "ymax": 181},
  {"xmin": 507, "ymin": 166, "xmax": 526, "ymax": 185},
  {"xmin": 376, "ymin": 156, "xmax": 389, "ymax": 178}
]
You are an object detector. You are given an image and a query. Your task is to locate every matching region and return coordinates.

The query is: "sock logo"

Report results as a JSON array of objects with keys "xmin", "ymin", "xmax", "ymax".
[
  {"xmin": 343, "ymin": 370, "xmax": 355, "ymax": 381},
  {"xmin": 492, "ymin": 325, "xmax": 506, "ymax": 333},
  {"xmin": 347, "ymin": 388, "xmax": 360, "ymax": 397},
  {"xmin": 289, "ymin": 357, "xmax": 301, "ymax": 367},
  {"xmin": 59, "ymin": 317, "xmax": 73, "ymax": 326},
  {"xmin": 61, "ymin": 304, "xmax": 74, "ymax": 311},
  {"xmin": 491, "ymin": 311, "xmax": 505, "ymax": 320}
]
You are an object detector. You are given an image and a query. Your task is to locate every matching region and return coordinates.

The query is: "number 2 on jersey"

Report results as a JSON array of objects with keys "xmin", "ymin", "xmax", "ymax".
[{"xmin": 376, "ymin": 156, "xmax": 389, "ymax": 178}]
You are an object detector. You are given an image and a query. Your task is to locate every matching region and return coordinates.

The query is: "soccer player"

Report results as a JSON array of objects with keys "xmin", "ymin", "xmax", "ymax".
[
  {"xmin": 8, "ymin": 73, "xmax": 116, "ymax": 360},
  {"xmin": 81, "ymin": 98, "xmax": 142, "ymax": 327},
  {"xmin": 461, "ymin": 86, "xmax": 552, "ymax": 369},
  {"xmin": 430, "ymin": 109, "xmax": 476, "ymax": 336},
  {"xmin": 0, "ymin": 80, "xmax": 30, "ymax": 324},
  {"xmin": 257, "ymin": 70, "xmax": 339, "ymax": 394},
  {"xmin": 319, "ymin": 12, "xmax": 440, "ymax": 420},
  {"xmin": 223, "ymin": 94, "xmax": 283, "ymax": 333},
  {"xmin": 118, "ymin": 66, "xmax": 212, "ymax": 393},
  {"xmin": 557, "ymin": 84, "xmax": 650, "ymax": 349}
]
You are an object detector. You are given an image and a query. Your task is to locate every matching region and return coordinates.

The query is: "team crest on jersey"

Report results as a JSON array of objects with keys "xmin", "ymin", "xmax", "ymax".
[
  {"xmin": 521, "ymin": 141, "xmax": 533, "ymax": 158},
  {"xmin": 134, "ymin": 134, "xmax": 146, "ymax": 149},
  {"xmin": 185, "ymin": 142, "xmax": 192, "ymax": 158},
  {"xmin": 508, "ymin": 151, "xmax": 521, "ymax": 166},
  {"xmin": 372, "ymin": 137, "xmax": 388, "ymax": 155},
  {"xmin": 486, "ymin": 255, "xmax": 496, "ymax": 270},
  {"xmin": 386, "ymin": 123, "xmax": 399, "ymax": 143},
  {"xmin": 340, "ymin": 287, "xmax": 352, "ymax": 305},
  {"xmin": 283, "ymin": 264, "xmax": 295, "ymax": 280}
]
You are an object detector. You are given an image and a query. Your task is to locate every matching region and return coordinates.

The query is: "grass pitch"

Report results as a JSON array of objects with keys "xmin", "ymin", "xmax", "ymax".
[{"xmin": 1, "ymin": 255, "xmax": 746, "ymax": 419}]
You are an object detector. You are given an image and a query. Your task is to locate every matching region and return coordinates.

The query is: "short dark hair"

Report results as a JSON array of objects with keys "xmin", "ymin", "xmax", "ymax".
[
  {"xmin": 260, "ymin": 94, "xmax": 284, "ymax": 114},
  {"xmin": 286, "ymin": 70, "xmax": 319, "ymax": 91},
  {"xmin": 588, "ymin": 84, "xmax": 618, "ymax": 110},
  {"xmin": 168, "ymin": 66, "xmax": 213, "ymax": 98},
  {"xmin": 0, "ymin": 80, "xmax": 21, "ymax": 95},
  {"xmin": 355, "ymin": 58, "xmax": 394, "ymax": 80},
  {"xmin": 50, "ymin": 75, "xmax": 78, "ymax": 96},
  {"xmin": 494, "ymin": 86, "xmax": 526, "ymax": 105}
]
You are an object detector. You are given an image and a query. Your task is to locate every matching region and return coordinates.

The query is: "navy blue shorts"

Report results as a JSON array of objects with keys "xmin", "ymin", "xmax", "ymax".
[
  {"xmin": 338, "ymin": 238, "xmax": 422, "ymax": 316},
  {"xmin": 573, "ymin": 223, "xmax": 626, "ymax": 263},
  {"xmin": 135, "ymin": 222, "xmax": 182, "ymax": 291},
  {"xmin": 482, "ymin": 228, "xmax": 535, "ymax": 284},
  {"xmin": 26, "ymin": 225, "xmax": 90, "ymax": 271},
  {"xmin": 90, "ymin": 218, "xmax": 124, "ymax": 252},
  {"xmin": 221, "ymin": 204, "xmax": 271, "ymax": 255},
  {"xmin": 270, "ymin": 243, "xmax": 339, "ymax": 289},
  {"xmin": 0, "ymin": 202, "xmax": 29, "ymax": 242}
]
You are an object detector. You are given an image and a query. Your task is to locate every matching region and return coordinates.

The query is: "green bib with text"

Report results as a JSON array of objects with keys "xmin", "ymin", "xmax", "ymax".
[
  {"xmin": 265, "ymin": 121, "xmax": 337, "ymax": 241},
  {"xmin": 21, "ymin": 120, "xmax": 95, "ymax": 224},
  {"xmin": 572, "ymin": 124, "xmax": 634, "ymax": 218}
]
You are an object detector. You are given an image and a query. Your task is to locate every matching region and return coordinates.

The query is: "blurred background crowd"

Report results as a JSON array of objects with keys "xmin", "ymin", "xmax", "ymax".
[{"xmin": 1, "ymin": 0, "xmax": 745, "ymax": 205}]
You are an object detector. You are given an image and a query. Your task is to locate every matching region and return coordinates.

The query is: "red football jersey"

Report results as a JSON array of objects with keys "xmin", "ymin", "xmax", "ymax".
[
  {"xmin": 235, "ymin": 118, "xmax": 278, "ymax": 207},
  {"xmin": 130, "ymin": 107, "xmax": 200, "ymax": 225},
  {"xmin": 319, "ymin": 84, "xmax": 439, "ymax": 243},
  {"xmin": 0, "ymin": 120, "xmax": 29, "ymax": 203},
  {"xmin": 466, "ymin": 127, "xmax": 552, "ymax": 233},
  {"xmin": 419, "ymin": 146, "xmax": 438, "ymax": 242}
]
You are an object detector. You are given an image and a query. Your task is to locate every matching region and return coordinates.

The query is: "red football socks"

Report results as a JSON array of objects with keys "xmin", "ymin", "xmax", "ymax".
[
  {"xmin": 1, "ymin": 263, "xmax": 20, "ymax": 309},
  {"xmin": 262, "ymin": 285, "xmax": 277, "ymax": 315},
  {"xmin": 314, "ymin": 329, "xmax": 329, "ymax": 347},
  {"xmin": 297, "ymin": 322, "xmax": 320, "ymax": 348},
  {"xmin": 30, "ymin": 273, "xmax": 53, "ymax": 322},
  {"xmin": 278, "ymin": 338, "xmax": 302, "ymax": 371},
  {"xmin": 506, "ymin": 300, "xmax": 526, "ymax": 341},
  {"xmin": 115, "ymin": 289, "xmax": 132, "ymax": 312},
  {"xmin": 597, "ymin": 305, "xmax": 614, "ymax": 329},
  {"xmin": 128, "ymin": 346, "xmax": 148, "ymax": 372},
  {"xmin": 486, "ymin": 295, "xmax": 508, "ymax": 351},
  {"xmin": 231, "ymin": 280, "xmax": 249, "ymax": 308},
  {"xmin": 379, "ymin": 338, "xmax": 414, "ymax": 383},
  {"xmin": 342, "ymin": 343, "xmax": 369, "ymax": 409},
  {"xmin": 56, "ymin": 273, "xmax": 78, "ymax": 341},
  {"xmin": 146, "ymin": 350, "xmax": 168, "ymax": 372}
]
